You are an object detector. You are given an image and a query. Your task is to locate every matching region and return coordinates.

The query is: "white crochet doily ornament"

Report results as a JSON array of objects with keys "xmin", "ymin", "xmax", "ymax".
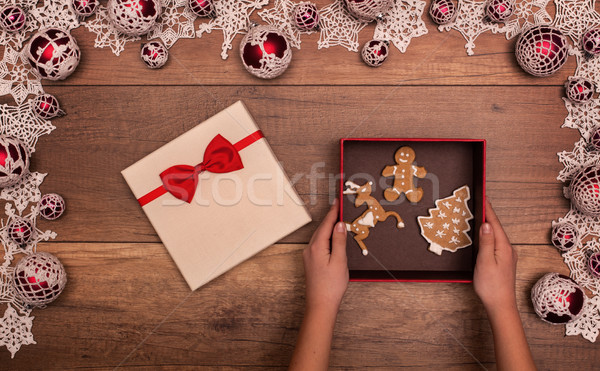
[
  {"xmin": 551, "ymin": 221, "xmax": 580, "ymax": 252},
  {"xmin": 565, "ymin": 77, "xmax": 595, "ymax": 104},
  {"xmin": 429, "ymin": 0, "xmax": 456, "ymax": 25},
  {"xmin": 344, "ymin": 0, "xmax": 394, "ymax": 22},
  {"xmin": 258, "ymin": 0, "xmax": 312, "ymax": 49},
  {"xmin": 565, "ymin": 295, "xmax": 600, "ymax": 342},
  {"xmin": 0, "ymin": 304, "xmax": 35, "ymax": 358},
  {"xmin": 31, "ymin": 94, "xmax": 65, "ymax": 120},
  {"xmin": 552, "ymin": 0, "xmax": 600, "ymax": 46},
  {"xmin": 140, "ymin": 41, "xmax": 169, "ymax": 68},
  {"xmin": 567, "ymin": 166, "xmax": 600, "ymax": 217},
  {"xmin": 12, "ymin": 252, "xmax": 66, "ymax": 308},
  {"xmin": 318, "ymin": 0, "xmax": 367, "ymax": 52},
  {"xmin": 239, "ymin": 24, "xmax": 292, "ymax": 79},
  {"xmin": 531, "ymin": 272, "xmax": 586, "ymax": 324},
  {"xmin": 499, "ymin": 0, "xmax": 551, "ymax": 40},
  {"xmin": 0, "ymin": 136, "xmax": 29, "ymax": 189},
  {"xmin": 147, "ymin": 0, "xmax": 196, "ymax": 49},
  {"xmin": 361, "ymin": 39, "xmax": 389, "ymax": 67},
  {"xmin": 0, "ymin": 46, "xmax": 44, "ymax": 105},
  {"xmin": 563, "ymin": 238, "xmax": 600, "ymax": 296},
  {"xmin": 25, "ymin": 28, "xmax": 81, "ymax": 81},
  {"xmin": 107, "ymin": 0, "xmax": 161, "ymax": 37},
  {"xmin": 514, "ymin": 25, "xmax": 569, "ymax": 77},
  {"xmin": 83, "ymin": 5, "xmax": 141, "ymax": 56},
  {"xmin": 373, "ymin": 0, "xmax": 428, "ymax": 54}
]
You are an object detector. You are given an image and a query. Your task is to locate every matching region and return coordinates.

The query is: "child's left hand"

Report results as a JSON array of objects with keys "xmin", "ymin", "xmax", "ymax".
[{"xmin": 303, "ymin": 199, "xmax": 349, "ymax": 315}]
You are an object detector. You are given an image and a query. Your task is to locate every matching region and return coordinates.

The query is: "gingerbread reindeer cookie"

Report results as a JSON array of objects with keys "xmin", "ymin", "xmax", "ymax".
[
  {"xmin": 343, "ymin": 180, "xmax": 404, "ymax": 256},
  {"xmin": 382, "ymin": 146, "xmax": 427, "ymax": 203}
]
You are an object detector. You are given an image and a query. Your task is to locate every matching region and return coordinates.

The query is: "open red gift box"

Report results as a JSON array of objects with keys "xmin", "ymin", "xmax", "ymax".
[{"xmin": 340, "ymin": 138, "xmax": 486, "ymax": 283}]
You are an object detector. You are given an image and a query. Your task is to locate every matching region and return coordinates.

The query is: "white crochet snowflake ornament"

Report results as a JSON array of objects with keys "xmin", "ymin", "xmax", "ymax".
[
  {"xmin": 573, "ymin": 51, "xmax": 600, "ymax": 90},
  {"xmin": 0, "ymin": 0, "xmax": 39, "ymax": 49},
  {"xmin": 561, "ymin": 97, "xmax": 600, "ymax": 141},
  {"xmin": 29, "ymin": 0, "xmax": 80, "ymax": 32},
  {"xmin": 0, "ymin": 100, "xmax": 55, "ymax": 152},
  {"xmin": 499, "ymin": 0, "xmax": 552, "ymax": 40},
  {"xmin": 0, "ymin": 304, "xmax": 35, "ymax": 358},
  {"xmin": 373, "ymin": 0, "xmax": 428, "ymax": 53},
  {"xmin": 318, "ymin": 0, "xmax": 367, "ymax": 52},
  {"xmin": 83, "ymin": 5, "xmax": 141, "ymax": 56},
  {"xmin": 147, "ymin": 0, "xmax": 197, "ymax": 49},
  {"xmin": 0, "ymin": 46, "xmax": 44, "ymax": 105},
  {"xmin": 258, "ymin": 0, "xmax": 312, "ymax": 49},
  {"xmin": 551, "ymin": 0, "xmax": 600, "ymax": 46},
  {"xmin": 566, "ymin": 295, "xmax": 600, "ymax": 342},
  {"xmin": 0, "ymin": 172, "xmax": 46, "ymax": 214},
  {"xmin": 557, "ymin": 138, "xmax": 600, "ymax": 182},
  {"xmin": 197, "ymin": 0, "xmax": 269, "ymax": 60},
  {"xmin": 563, "ymin": 238, "xmax": 600, "ymax": 296}
]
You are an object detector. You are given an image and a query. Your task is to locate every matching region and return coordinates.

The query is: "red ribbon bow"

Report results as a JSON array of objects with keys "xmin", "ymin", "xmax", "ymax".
[{"xmin": 137, "ymin": 130, "xmax": 263, "ymax": 206}]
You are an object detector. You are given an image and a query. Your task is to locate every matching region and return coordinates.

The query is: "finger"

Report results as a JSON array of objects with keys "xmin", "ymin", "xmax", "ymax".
[
  {"xmin": 476, "ymin": 222, "xmax": 496, "ymax": 265},
  {"xmin": 310, "ymin": 199, "xmax": 339, "ymax": 246},
  {"xmin": 330, "ymin": 221, "xmax": 348, "ymax": 264},
  {"xmin": 485, "ymin": 198, "xmax": 512, "ymax": 250}
]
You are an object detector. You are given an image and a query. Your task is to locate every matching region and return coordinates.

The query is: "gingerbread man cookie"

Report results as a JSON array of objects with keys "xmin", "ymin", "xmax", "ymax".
[{"xmin": 382, "ymin": 146, "xmax": 427, "ymax": 203}]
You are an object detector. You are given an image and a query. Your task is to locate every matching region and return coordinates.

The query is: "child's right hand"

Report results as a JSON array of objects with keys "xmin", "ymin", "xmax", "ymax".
[{"xmin": 473, "ymin": 199, "xmax": 518, "ymax": 317}]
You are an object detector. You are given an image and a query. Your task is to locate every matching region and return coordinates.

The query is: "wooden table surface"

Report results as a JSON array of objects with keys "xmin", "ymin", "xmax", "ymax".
[{"xmin": 2, "ymin": 3, "xmax": 598, "ymax": 369}]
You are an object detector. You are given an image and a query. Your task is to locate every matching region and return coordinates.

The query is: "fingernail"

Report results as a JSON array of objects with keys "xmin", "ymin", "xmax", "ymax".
[
  {"xmin": 333, "ymin": 198, "xmax": 338, "ymax": 206},
  {"xmin": 482, "ymin": 223, "xmax": 492, "ymax": 234},
  {"xmin": 335, "ymin": 221, "xmax": 345, "ymax": 232}
]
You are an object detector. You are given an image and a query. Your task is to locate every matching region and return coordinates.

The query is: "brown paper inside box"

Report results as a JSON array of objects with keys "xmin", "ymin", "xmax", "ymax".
[{"xmin": 122, "ymin": 101, "xmax": 312, "ymax": 290}]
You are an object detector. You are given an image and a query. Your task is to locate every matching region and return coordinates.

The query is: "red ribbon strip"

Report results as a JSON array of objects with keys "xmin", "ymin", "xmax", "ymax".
[{"xmin": 137, "ymin": 130, "xmax": 264, "ymax": 206}]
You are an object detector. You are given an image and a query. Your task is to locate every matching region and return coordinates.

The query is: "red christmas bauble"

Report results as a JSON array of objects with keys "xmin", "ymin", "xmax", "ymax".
[
  {"xmin": 293, "ymin": 2, "xmax": 320, "ymax": 32},
  {"xmin": 515, "ymin": 26, "xmax": 568, "ymax": 77},
  {"xmin": 531, "ymin": 273, "xmax": 586, "ymax": 324},
  {"xmin": 568, "ymin": 166, "xmax": 600, "ymax": 216},
  {"xmin": 26, "ymin": 28, "xmax": 80, "ymax": 81},
  {"xmin": 565, "ymin": 77, "xmax": 595, "ymax": 104},
  {"xmin": 583, "ymin": 28, "xmax": 600, "ymax": 56},
  {"xmin": 589, "ymin": 252, "xmax": 600, "ymax": 278},
  {"xmin": 107, "ymin": 0, "xmax": 161, "ymax": 37},
  {"xmin": 429, "ymin": 0, "xmax": 456, "ymax": 25},
  {"xmin": 361, "ymin": 39, "xmax": 389, "ymax": 67},
  {"xmin": 240, "ymin": 25, "xmax": 292, "ymax": 79},
  {"xmin": 72, "ymin": 0, "xmax": 99, "ymax": 17},
  {"xmin": 344, "ymin": 0, "xmax": 393, "ymax": 22},
  {"xmin": 0, "ymin": 136, "xmax": 29, "ymax": 188},
  {"xmin": 12, "ymin": 252, "xmax": 67, "ymax": 308},
  {"xmin": 39, "ymin": 193, "xmax": 65, "ymax": 220},
  {"xmin": 140, "ymin": 41, "xmax": 168, "ymax": 69},
  {"xmin": 188, "ymin": 0, "xmax": 213, "ymax": 17},
  {"xmin": 32, "ymin": 93, "xmax": 64, "ymax": 120},
  {"xmin": 551, "ymin": 222, "xmax": 579, "ymax": 252},
  {"xmin": 0, "ymin": 5, "xmax": 26, "ymax": 32},
  {"xmin": 485, "ymin": 0, "xmax": 513, "ymax": 22},
  {"xmin": 8, "ymin": 217, "xmax": 33, "ymax": 246},
  {"xmin": 591, "ymin": 127, "xmax": 600, "ymax": 151}
]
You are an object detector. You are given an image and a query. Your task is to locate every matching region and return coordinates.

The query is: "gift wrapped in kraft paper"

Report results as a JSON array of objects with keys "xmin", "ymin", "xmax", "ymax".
[{"xmin": 122, "ymin": 101, "xmax": 311, "ymax": 290}]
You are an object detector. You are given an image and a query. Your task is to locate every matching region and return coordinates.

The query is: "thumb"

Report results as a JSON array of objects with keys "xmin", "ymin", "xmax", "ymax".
[
  {"xmin": 477, "ymin": 223, "xmax": 496, "ymax": 265},
  {"xmin": 331, "ymin": 221, "xmax": 348, "ymax": 264}
]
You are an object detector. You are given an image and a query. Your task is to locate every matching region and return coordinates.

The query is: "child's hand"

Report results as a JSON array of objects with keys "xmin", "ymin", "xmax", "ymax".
[
  {"xmin": 473, "ymin": 199, "xmax": 518, "ymax": 317},
  {"xmin": 303, "ymin": 199, "xmax": 349, "ymax": 314}
]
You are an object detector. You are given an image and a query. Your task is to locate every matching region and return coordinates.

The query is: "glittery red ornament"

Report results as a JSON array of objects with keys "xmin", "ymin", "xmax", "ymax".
[
  {"xmin": 107, "ymin": 0, "xmax": 161, "ymax": 36},
  {"xmin": 240, "ymin": 25, "xmax": 292, "ymax": 79},
  {"xmin": 293, "ymin": 2, "xmax": 320, "ymax": 32},
  {"xmin": 0, "ymin": 5, "xmax": 26, "ymax": 32},
  {"xmin": 0, "ymin": 136, "xmax": 29, "ymax": 188},
  {"xmin": 39, "ymin": 193, "xmax": 65, "ymax": 220},
  {"xmin": 12, "ymin": 252, "xmax": 67, "ymax": 308},
  {"xmin": 26, "ymin": 28, "xmax": 80, "ymax": 81},
  {"xmin": 551, "ymin": 222, "xmax": 579, "ymax": 252},
  {"xmin": 429, "ymin": 0, "xmax": 456, "ymax": 25},
  {"xmin": 72, "ymin": 0, "xmax": 99, "ymax": 18},
  {"xmin": 361, "ymin": 39, "xmax": 389, "ymax": 67},
  {"xmin": 140, "ymin": 41, "xmax": 169, "ymax": 69},
  {"xmin": 515, "ymin": 26, "xmax": 568, "ymax": 77},
  {"xmin": 565, "ymin": 77, "xmax": 595, "ymax": 104},
  {"xmin": 531, "ymin": 273, "xmax": 586, "ymax": 324},
  {"xmin": 8, "ymin": 217, "xmax": 33, "ymax": 246},
  {"xmin": 344, "ymin": 0, "xmax": 393, "ymax": 22},
  {"xmin": 583, "ymin": 28, "xmax": 600, "ymax": 56},
  {"xmin": 591, "ymin": 127, "xmax": 600, "ymax": 151},
  {"xmin": 188, "ymin": 0, "xmax": 213, "ymax": 17},
  {"xmin": 32, "ymin": 93, "xmax": 65, "ymax": 120},
  {"xmin": 568, "ymin": 166, "xmax": 600, "ymax": 217},
  {"xmin": 484, "ymin": 0, "xmax": 513, "ymax": 23}
]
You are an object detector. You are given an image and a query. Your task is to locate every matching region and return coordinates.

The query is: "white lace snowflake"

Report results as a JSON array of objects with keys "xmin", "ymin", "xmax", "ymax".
[
  {"xmin": 373, "ymin": 0, "xmax": 428, "ymax": 53},
  {"xmin": 0, "ymin": 204, "xmax": 56, "ymax": 268},
  {"xmin": 551, "ymin": 0, "xmax": 600, "ymax": 45},
  {"xmin": 566, "ymin": 295, "xmax": 600, "ymax": 342},
  {"xmin": 0, "ymin": 46, "xmax": 43, "ymax": 105},
  {"xmin": 0, "ymin": 0, "xmax": 39, "ymax": 49},
  {"xmin": 29, "ymin": 0, "xmax": 80, "ymax": 32},
  {"xmin": 574, "ymin": 51, "xmax": 600, "ymax": 89},
  {"xmin": 439, "ymin": 0, "xmax": 501, "ymax": 56},
  {"xmin": 197, "ymin": 0, "xmax": 269, "ymax": 60},
  {"xmin": 83, "ymin": 5, "xmax": 141, "ymax": 56},
  {"xmin": 147, "ymin": 0, "xmax": 196, "ymax": 49},
  {"xmin": 500, "ymin": 0, "xmax": 552, "ymax": 40},
  {"xmin": 563, "ymin": 238, "xmax": 600, "ymax": 296},
  {"xmin": 0, "ymin": 172, "xmax": 46, "ymax": 214},
  {"xmin": 554, "ymin": 208, "xmax": 600, "ymax": 247},
  {"xmin": 258, "ymin": 0, "xmax": 312, "ymax": 49},
  {"xmin": 0, "ymin": 101, "xmax": 56, "ymax": 153},
  {"xmin": 0, "ymin": 304, "xmax": 35, "ymax": 358},
  {"xmin": 561, "ymin": 97, "xmax": 600, "ymax": 140},
  {"xmin": 318, "ymin": 0, "xmax": 367, "ymax": 52},
  {"xmin": 557, "ymin": 138, "xmax": 600, "ymax": 182}
]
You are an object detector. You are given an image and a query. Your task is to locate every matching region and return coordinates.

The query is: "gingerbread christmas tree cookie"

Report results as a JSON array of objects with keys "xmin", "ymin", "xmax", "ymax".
[
  {"xmin": 418, "ymin": 185, "xmax": 474, "ymax": 255},
  {"xmin": 382, "ymin": 146, "xmax": 427, "ymax": 203}
]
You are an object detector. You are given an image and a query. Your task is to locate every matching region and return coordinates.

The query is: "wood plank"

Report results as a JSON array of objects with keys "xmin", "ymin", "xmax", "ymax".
[
  {"xmin": 33, "ymin": 7, "xmax": 579, "ymax": 87},
  {"xmin": 17, "ymin": 85, "xmax": 577, "ymax": 245},
  {"xmin": 1, "ymin": 241, "xmax": 593, "ymax": 369}
]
